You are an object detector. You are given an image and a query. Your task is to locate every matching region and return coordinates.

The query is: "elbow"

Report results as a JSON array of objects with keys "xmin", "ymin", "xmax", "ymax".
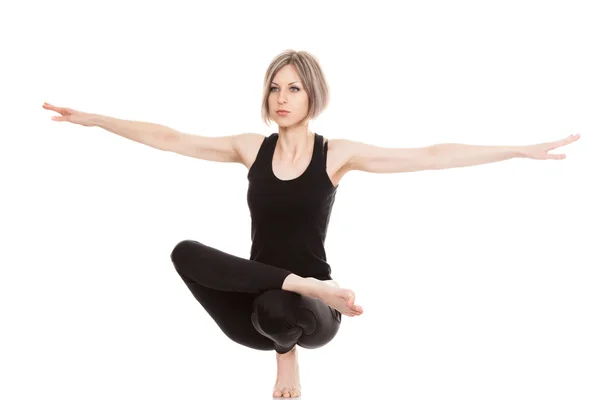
[{"xmin": 411, "ymin": 146, "xmax": 438, "ymax": 171}]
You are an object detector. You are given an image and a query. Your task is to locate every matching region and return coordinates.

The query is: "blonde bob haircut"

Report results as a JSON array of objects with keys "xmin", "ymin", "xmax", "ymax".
[{"xmin": 261, "ymin": 49, "xmax": 330, "ymax": 127}]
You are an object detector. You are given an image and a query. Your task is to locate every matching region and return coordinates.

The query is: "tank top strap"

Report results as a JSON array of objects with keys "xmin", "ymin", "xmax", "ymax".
[
  {"xmin": 312, "ymin": 133, "xmax": 328, "ymax": 168},
  {"xmin": 323, "ymin": 135, "xmax": 330, "ymax": 165},
  {"xmin": 254, "ymin": 133, "xmax": 278, "ymax": 167}
]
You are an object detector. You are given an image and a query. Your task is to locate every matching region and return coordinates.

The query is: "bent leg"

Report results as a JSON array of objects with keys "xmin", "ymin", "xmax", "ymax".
[
  {"xmin": 251, "ymin": 289, "xmax": 342, "ymax": 354},
  {"xmin": 181, "ymin": 281, "xmax": 275, "ymax": 351},
  {"xmin": 170, "ymin": 239, "xmax": 293, "ymax": 293},
  {"xmin": 170, "ymin": 239, "xmax": 296, "ymax": 351}
]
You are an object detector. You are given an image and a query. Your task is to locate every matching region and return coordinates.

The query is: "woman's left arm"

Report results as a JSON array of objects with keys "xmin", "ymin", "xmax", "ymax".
[{"xmin": 340, "ymin": 133, "xmax": 580, "ymax": 174}]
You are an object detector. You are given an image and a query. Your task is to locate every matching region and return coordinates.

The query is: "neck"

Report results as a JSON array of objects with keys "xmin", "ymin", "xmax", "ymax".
[{"xmin": 276, "ymin": 126, "xmax": 314, "ymax": 161}]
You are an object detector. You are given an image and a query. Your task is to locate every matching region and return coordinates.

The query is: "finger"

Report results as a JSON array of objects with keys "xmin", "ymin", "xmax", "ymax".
[
  {"xmin": 44, "ymin": 103, "xmax": 64, "ymax": 114},
  {"xmin": 562, "ymin": 135, "xmax": 578, "ymax": 144},
  {"xmin": 548, "ymin": 139, "xmax": 567, "ymax": 150},
  {"xmin": 547, "ymin": 153, "xmax": 566, "ymax": 160},
  {"xmin": 44, "ymin": 103, "xmax": 71, "ymax": 115},
  {"xmin": 554, "ymin": 134, "xmax": 579, "ymax": 148}
]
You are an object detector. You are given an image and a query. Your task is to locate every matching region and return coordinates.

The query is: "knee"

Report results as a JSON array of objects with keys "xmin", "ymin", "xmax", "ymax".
[{"xmin": 170, "ymin": 239, "xmax": 200, "ymax": 269}]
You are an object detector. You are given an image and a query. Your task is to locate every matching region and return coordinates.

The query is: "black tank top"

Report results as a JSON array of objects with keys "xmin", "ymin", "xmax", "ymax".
[{"xmin": 247, "ymin": 133, "xmax": 338, "ymax": 281}]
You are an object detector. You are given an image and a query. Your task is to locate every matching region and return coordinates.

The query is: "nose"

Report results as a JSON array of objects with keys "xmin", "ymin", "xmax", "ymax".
[{"xmin": 277, "ymin": 93, "xmax": 287, "ymax": 104}]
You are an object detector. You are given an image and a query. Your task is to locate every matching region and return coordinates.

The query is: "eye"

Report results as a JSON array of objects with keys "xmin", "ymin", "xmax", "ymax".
[{"xmin": 270, "ymin": 86, "xmax": 300, "ymax": 92}]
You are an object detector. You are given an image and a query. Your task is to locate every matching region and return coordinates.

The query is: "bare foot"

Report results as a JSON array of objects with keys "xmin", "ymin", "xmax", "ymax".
[
  {"xmin": 273, "ymin": 346, "xmax": 301, "ymax": 398},
  {"xmin": 309, "ymin": 278, "xmax": 363, "ymax": 317}
]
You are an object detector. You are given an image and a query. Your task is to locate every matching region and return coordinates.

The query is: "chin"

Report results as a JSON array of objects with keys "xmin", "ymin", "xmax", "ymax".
[{"xmin": 273, "ymin": 117, "xmax": 294, "ymax": 125}]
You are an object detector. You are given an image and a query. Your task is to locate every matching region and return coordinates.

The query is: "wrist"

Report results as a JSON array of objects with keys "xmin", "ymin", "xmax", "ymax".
[
  {"xmin": 88, "ymin": 113, "xmax": 105, "ymax": 127},
  {"xmin": 514, "ymin": 145, "xmax": 528, "ymax": 158}
]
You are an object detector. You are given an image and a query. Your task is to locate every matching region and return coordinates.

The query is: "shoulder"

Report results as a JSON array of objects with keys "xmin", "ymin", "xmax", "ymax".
[
  {"xmin": 323, "ymin": 137, "xmax": 354, "ymax": 162},
  {"xmin": 318, "ymin": 137, "xmax": 358, "ymax": 178},
  {"xmin": 324, "ymin": 137, "xmax": 349, "ymax": 149},
  {"xmin": 235, "ymin": 133, "xmax": 270, "ymax": 169}
]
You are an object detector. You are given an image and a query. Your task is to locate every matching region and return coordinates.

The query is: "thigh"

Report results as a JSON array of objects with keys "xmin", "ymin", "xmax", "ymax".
[
  {"xmin": 181, "ymin": 280, "xmax": 274, "ymax": 351},
  {"xmin": 171, "ymin": 239, "xmax": 293, "ymax": 294}
]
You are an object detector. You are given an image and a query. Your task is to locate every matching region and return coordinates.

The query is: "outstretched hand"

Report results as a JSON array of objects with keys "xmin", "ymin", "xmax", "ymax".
[
  {"xmin": 522, "ymin": 133, "xmax": 580, "ymax": 160},
  {"xmin": 43, "ymin": 102, "xmax": 96, "ymax": 127}
]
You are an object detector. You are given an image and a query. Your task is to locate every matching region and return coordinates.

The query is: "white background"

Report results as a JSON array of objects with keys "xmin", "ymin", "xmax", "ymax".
[{"xmin": 2, "ymin": 0, "xmax": 599, "ymax": 399}]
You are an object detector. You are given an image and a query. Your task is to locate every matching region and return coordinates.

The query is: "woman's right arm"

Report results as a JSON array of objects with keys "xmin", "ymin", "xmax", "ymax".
[
  {"xmin": 91, "ymin": 114, "xmax": 256, "ymax": 164},
  {"xmin": 44, "ymin": 103, "xmax": 260, "ymax": 164}
]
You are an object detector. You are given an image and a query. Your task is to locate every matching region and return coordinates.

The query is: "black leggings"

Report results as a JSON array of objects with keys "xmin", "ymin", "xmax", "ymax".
[{"xmin": 170, "ymin": 240, "xmax": 341, "ymax": 354}]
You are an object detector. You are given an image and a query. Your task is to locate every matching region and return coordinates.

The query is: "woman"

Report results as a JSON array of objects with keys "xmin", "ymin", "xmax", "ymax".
[{"xmin": 43, "ymin": 49, "xmax": 579, "ymax": 398}]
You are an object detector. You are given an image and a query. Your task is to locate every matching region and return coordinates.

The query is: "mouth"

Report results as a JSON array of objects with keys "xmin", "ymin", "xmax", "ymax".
[{"xmin": 276, "ymin": 110, "xmax": 290, "ymax": 116}]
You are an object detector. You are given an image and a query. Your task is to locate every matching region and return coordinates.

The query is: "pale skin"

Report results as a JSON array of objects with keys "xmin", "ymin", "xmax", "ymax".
[{"xmin": 43, "ymin": 64, "xmax": 580, "ymax": 398}]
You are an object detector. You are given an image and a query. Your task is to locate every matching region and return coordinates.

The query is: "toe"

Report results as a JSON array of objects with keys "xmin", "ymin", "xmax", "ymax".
[{"xmin": 273, "ymin": 390, "xmax": 282, "ymax": 397}]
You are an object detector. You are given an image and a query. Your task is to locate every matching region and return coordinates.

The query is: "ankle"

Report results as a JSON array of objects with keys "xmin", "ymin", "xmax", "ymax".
[
  {"xmin": 276, "ymin": 345, "xmax": 297, "ymax": 358},
  {"xmin": 282, "ymin": 274, "xmax": 315, "ymax": 297}
]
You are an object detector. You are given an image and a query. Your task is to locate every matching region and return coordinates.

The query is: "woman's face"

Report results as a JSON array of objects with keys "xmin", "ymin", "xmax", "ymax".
[{"xmin": 269, "ymin": 64, "xmax": 309, "ymax": 126}]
